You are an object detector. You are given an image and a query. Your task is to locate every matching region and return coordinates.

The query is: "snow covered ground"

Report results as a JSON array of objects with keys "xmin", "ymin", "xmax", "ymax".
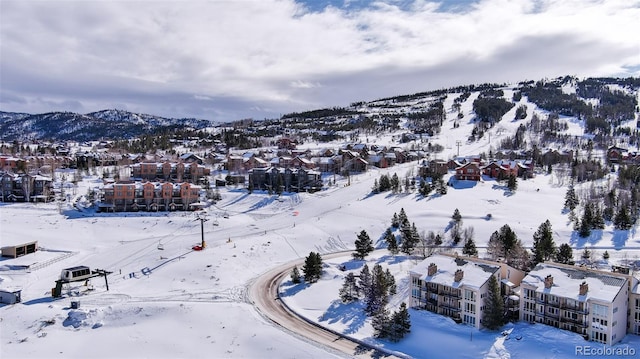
[
  {"xmin": 3, "ymin": 87, "xmax": 640, "ymax": 358},
  {"xmin": 2, "ymin": 164, "xmax": 640, "ymax": 358}
]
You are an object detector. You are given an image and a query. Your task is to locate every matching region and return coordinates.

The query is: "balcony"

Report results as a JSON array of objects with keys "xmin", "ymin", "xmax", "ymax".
[
  {"xmin": 439, "ymin": 290, "xmax": 461, "ymax": 298},
  {"xmin": 561, "ymin": 303, "xmax": 589, "ymax": 315},
  {"xmin": 560, "ymin": 316, "xmax": 588, "ymax": 328}
]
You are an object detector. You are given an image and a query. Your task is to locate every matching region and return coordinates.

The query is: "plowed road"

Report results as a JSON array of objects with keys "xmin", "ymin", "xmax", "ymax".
[{"xmin": 248, "ymin": 255, "xmax": 407, "ymax": 359}]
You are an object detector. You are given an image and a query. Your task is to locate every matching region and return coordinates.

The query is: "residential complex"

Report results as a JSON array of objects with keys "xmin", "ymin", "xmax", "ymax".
[
  {"xmin": 520, "ymin": 262, "xmax": 636, "ymax": 346},
  {"xmin": 411, "ymin": 255, "xmax": 640, "ymax": 346},
  {"xmin": 409, "ymin": 254, "xmax": 524, "ymax": 329}
]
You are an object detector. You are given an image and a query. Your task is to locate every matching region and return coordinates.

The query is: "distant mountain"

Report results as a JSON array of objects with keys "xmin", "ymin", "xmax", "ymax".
[{"xmin": 0, "ymin": 109, "xmax": 214, "ymax": 142}]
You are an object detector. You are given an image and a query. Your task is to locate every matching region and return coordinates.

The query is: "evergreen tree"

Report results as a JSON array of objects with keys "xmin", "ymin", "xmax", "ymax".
[
  {"xmin": 398, "ymin": 208, "xmax": 409, "ymax": 228},
  {"xmin": 452, "ymin": 208, "xmax": 462, "ymax": 223},
  {"xmin": 482, "ymin": 275, "xmax": 505, "ymax": 330},
  {"xmin": 556, "ymin": 243, "xmax": 575, "ymax": 265},
  {"xmin": 507, "ymin": 174, "xmax": 518, "ymax": 191},
  {"xmin": 435, "ymin": 178, "xmax": 448, "ymax": 195},
  {"xmin": 302, "ymin": 252, "xmax": 323, "ymax": 283},
  {"xmin": 581, "ymin": 248, "xmax": 591, "ymax": 262},
  {"xmin": 391, "ymin": 212, "xmax": 400, "ymax": 228},
  {"xmin": 359, "ymin": 264, "xmax": 372, "ymax": 301},
  {"xmin": 462, "ymin": 237, "xmax": 478, "ymax": 256},
  {"xmin": 371, "ymin": 306, "xmax": 392, "ymax": 339},
  {"xmin": 372, "ymin": 179, "xmax": 380, "ymax": 194},
  {"xmin": 564, "ymin": 185, "xmax": 579, "ymax": 210},
  {"xmin": 614, "ymin": 205, "xmax": 633, "ymax": 230},
  {"xmin": 419, "ymin": 181, "xmax": 432, "ymax": 197},
  {"xmin": 385, "ymin": 268, "xmax": 397, "ymax": 296},
  {"xmin": 339, "ymin": 272, "xmax": 360, "ymax": 303},
  {"xmin": 385, "ymin": 228, "xmax": 399, "ymax": 255},
  {"xmin": 353, "ymin": 230, "xmax": 374, "ymax": 260},
  {"xmin": 603, "ymin": 250, "xmax": 610, "ymax": 261},
  {"xmin": 434, "ymin": 233, "xmax": 443, "ymax": 246},
  {"xmin": 290, "ymin": 266, "xmax": 301, "ymax": 284},
  {"xmin": 400, "ymin": 223, "xmax": 419, "ymax": 254},
  {"xmin": 532, "ymin": 220, "xmax": 556, "ymax": 264},
  {"xmin": 389, "ymin": 303, "xmax": 411, "ymax": 342},
  {"xmin": 390, "ymin": 173, "xmax": 400, "ymax": 193},
  {"xmin": 365, "ymin": 264, "xmax": 391, "ymax": 316}
]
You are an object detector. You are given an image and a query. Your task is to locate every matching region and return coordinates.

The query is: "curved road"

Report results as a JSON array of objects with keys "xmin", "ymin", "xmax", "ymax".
[{"xmin": 248, "ymin": 254, "xmax": 407, "ymax": 359}]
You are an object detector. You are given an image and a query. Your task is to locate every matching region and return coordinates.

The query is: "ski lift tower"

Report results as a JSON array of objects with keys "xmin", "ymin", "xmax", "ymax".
[{"xmin": 195, "ymin": 211, "xmax": 209, "ymax": 249}]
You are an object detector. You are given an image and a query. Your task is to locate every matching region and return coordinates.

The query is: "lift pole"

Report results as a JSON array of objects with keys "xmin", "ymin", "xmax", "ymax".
[{"xmin": 196, "ymin": 213, "xmax": 209, "ymax": 248}]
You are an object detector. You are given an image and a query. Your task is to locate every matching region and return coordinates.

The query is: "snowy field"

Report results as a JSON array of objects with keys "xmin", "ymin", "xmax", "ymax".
[
  {"xmin": 2, "ymin": 164, "xmax": 640, "ymax": 358},
  {"xmin": 3, "ymin": 88, "xmax": 640, "ymax": 358}
]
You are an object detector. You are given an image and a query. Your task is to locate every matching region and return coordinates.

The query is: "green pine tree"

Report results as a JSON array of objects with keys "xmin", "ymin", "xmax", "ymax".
[
  {"xmin": 564, "ymin": 185, "xmax": 579, "ymax": 210},
  {"xmin": 532, "ymin": 220, "xmax": 556, "ymax": 264},
  {"xmin": 385, "ymin": 228, "xmax": 399, "ymax": 255},
  {"xmin": 389, "ymin": 303, "xmax": 411, "ymax": 342},
  {"xmin": 462, "ymin": 237, "xmax": 478, "ymax": 256},
  {"xmin": 353, "ymin": 230, "xmax": 374, "ymax": 260},
  {"xmin": 339, "ymin": 272, "xmax": 360, "ymax": 303},
  {"xmin": 482, "ymin": 275, "xmax": 505, "ymax": 330},
  {"xmin": 302, "ymin": 252, "xmax": 323, "ymax": 283},
  {"xmin": 556, "ymin": 243, "xmax": 574, "ymax": 265}
]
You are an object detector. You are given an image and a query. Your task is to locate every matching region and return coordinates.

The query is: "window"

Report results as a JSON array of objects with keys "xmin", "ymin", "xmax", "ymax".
[
  {"xmin": 465, "ymin": 303, "xmax": 476, "ymax": 314},
  {"xmin": 613, "ymin": 307, "xmax": 618, "ymax": 314},
  {"xmin": 592, "ymin": 304, "xmax": 608, "ymax": 317},
  {"xmin": 463, "ymin": 314, "xmax": 476, "ymax": 326},
  {"xmin": 465, "ymin": 290, "xmax": 475, "ymax": 301}
]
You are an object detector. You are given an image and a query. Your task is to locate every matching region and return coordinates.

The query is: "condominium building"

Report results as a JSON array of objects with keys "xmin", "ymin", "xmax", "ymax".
[
  {"xmin": 409, "ymin": 254, "xmax": 524, "ymax": 329},
  {"xmin": 99, "ymin": 181, "xmax": 201, "ymax": 212},
  {"xmin": 520, "ymin": 262, "xmax": 631, "ymax": 346}
]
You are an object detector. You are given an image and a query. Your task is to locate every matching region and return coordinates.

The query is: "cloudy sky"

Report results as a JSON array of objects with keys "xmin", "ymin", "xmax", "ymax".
[{"xmin": 1, "ymin": 0, "xmax": 639, "ymax": 122}]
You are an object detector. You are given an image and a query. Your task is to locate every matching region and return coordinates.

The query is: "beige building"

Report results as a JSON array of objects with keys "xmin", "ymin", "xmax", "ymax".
[
  {"xmin": 520, "ymin": 262, "xmax": 632, "ymax": 346},
  {"xmin": 409, "ymin": 254, "xmax": 524, "ymax": 329}
]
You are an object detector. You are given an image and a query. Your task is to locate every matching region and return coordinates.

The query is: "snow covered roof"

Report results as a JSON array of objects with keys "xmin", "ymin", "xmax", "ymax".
[
  {"xmin": 410, "ymin": 254, "xmax": 500, "ymax": 290},
  {"xmin": 521, "ymin": 263, "xmax": 628, "ymax": 303}
]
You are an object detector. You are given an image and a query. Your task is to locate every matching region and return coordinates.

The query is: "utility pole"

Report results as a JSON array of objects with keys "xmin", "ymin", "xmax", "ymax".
[{"xmin": 456, "ymin": 141, "xmax": 462, "ymax": 157}]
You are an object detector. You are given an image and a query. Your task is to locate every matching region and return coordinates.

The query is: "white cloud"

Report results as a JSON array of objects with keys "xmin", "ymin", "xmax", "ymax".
[{"xmin": 1, "ymin": 0, "xmax": 639, "ymax": 121}]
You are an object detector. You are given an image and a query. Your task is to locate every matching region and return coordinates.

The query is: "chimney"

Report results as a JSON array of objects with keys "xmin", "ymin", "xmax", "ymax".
[
  {"xmin": 544, "ymin": 275, "xmax": 553, "ymax": 289},
  {"xmin": 428, "ymin": 263, "xmax": 437, "ymax": 276},
  {"xmin": 454, "ymin": 269, "xmax": 464, "ymax": 282},
  {"xmin": 579, "ymin": 281, "xmax": 589, "ymax": 296}
]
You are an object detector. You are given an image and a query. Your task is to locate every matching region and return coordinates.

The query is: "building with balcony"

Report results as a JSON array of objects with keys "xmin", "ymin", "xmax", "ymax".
[
  {"xmin": 409, "ymin": 254, "xmax": 524, "ymax": 329},
  {"xmin": 99, "ymin": 181, "xmax": 201, "ymax": 212},
  {"xmin": 519, "ymin": 262, "xmax": 631, "ymax": 346}
]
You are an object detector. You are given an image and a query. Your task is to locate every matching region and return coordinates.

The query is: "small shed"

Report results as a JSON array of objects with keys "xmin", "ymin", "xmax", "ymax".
[
  {"xmin": 0, "ymin": 289, "xmax": 22, "ymax": 304},
  {"xmin": 1, "ymin": 240, "xmax": 38, "ymax": 258}
]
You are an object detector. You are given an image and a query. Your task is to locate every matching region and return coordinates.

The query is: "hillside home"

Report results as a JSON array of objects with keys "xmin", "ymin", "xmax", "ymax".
[
  {"xmin": 455, "ymin": 162, "xmax": 482, "ymax": 181},
  {"xmin": 606, "ymin": 146, "xmax": 627, "ymax": 164},
  {"xmin": 520, "ymin": 262, "xmax": 632, "ymax": 345}
]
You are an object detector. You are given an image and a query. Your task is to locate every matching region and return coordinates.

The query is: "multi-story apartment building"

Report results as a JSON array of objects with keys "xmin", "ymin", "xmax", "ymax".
[
  {"xmin": 99, "ymin": 181, "xmax": 201, "ymax": 212},
  {"xmin": 130, "ymin": 161, "xmax": 210, "ymax": 183},
  {"xmin": 520, "ymin": 262, "xmax": 632, "ymax": 346},
  {"xmin": 247, "ymin": 167, "xmax": 322, "ymax": 193},
  {"xmin": 0, "ymin": 173, "xmax": 54, "ymax": 202},
  {"xmin": 409, "ymin": 254, "xmax": 524, "ymax": 329}
]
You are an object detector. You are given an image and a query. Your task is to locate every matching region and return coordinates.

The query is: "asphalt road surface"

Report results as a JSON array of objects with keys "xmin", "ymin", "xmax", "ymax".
[{"xmin": 248, "ymin": 255, "xmax": 407, "ymax": 359}]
